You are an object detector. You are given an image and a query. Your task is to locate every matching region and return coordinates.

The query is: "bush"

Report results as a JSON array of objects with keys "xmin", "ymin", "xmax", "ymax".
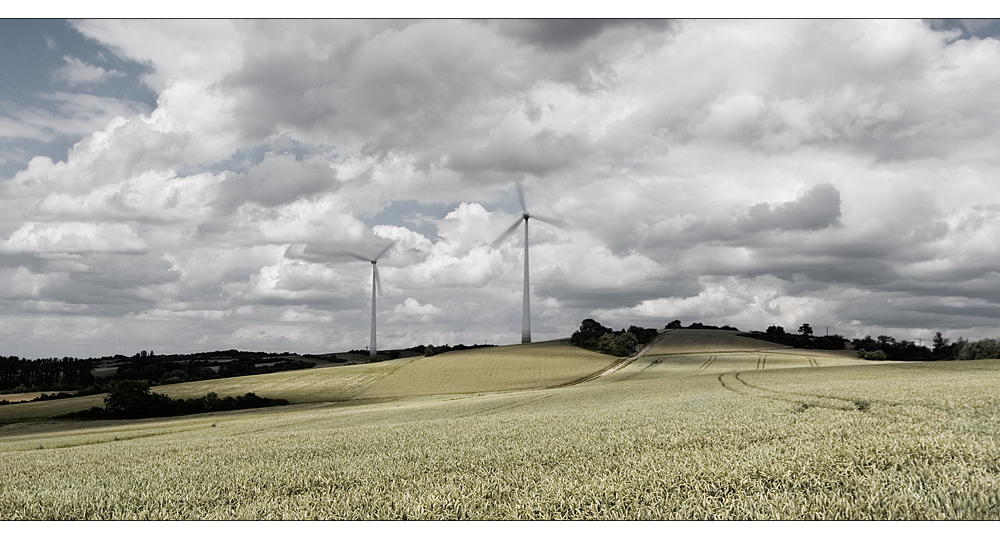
[{"xmin": 857, "ymin": 349, "xmax": 888, "ymax": 361}]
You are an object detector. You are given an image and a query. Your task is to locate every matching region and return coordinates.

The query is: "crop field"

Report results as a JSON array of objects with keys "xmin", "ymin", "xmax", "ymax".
[
  {"xmin": 644, "ymin": 329, "xmax": 792, "ymax": 355},
  {"xmin": 0, "ymin": 392, "xmax": 49, "ymax": 403},
  {"xmin": 359, "ymin": 340, "xmax": 617, "ymax": 398},
  {"xmin": 1, "ymin": 330, "xmax": 998, "ymax": 519},
  {"xmin": 0, "ymin": 359, "xmax": 410, "ymax": 425}
]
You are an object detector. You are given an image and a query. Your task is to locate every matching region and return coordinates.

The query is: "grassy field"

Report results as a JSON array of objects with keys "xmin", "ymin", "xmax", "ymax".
[{"xmin": 1, "ymin": 330, "xmax": 998, "ymax": 519}]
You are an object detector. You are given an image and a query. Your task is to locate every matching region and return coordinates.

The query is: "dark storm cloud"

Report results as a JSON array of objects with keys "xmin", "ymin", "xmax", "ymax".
[
  {"xmin": 497, "ymin": 19, "xmax": 673, "ymax": 51},
  {"xmin": 741, "ymin": 183, "xmax": 841, "ymax": 233},
  {"xmin": 0, "ymin": 253, "xmax": 47, "ymax": 272},
  {"xmin": 925, "ymin": 19, "xmax": 1000, "ymax": 40},
  {"xmin": 683, "ymin": 183, "xmax": 842, "ymax": 243},
  {"xmin": 834, "ymin": 293, "xmax": 1000, "ymax": 331}
]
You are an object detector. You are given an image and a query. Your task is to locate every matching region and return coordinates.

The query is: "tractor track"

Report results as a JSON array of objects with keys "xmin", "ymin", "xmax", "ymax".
[
  {"xmin": 718, "ymin": 371, "xmax": 868, "ymax": 412},
  {"xmin": 561, "ymin": 331, "xmax": 667, "ymax": 386},
  {"xmin": 691, "ymin": 355, "xmax": 718, "ymax": 376}
]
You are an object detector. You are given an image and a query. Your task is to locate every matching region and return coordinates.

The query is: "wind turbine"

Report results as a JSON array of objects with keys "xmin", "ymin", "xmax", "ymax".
[
  {"xmin": 491, "ymin": 183, "xmax": 564, "ymax": 344},
  {"xmin": 344, "ymin": 240, "xmax": 395, "ymax": 359}
]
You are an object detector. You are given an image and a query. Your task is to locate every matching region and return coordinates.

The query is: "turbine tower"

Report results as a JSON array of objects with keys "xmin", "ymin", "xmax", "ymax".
[
  {"xmin": 344, "ymin": 241, "xmax": 395, "ymax": 359},
  {"xmin": 491, "ymin": 183, "xmax": 564, "ymax": 344}
]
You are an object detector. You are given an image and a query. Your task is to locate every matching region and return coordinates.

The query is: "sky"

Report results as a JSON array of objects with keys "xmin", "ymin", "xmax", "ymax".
[{"xmin": 3, "ymin": 18, "xmax": 1000, "ymax": 359}]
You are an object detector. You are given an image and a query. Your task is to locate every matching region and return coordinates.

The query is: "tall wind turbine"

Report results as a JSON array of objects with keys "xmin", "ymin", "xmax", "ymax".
[
  {"xmin": 491, "ymin": 183, "xmax": 564, "ymax": 344},
  {"xmin": 344, "ymin": 240, "xmax": 395, "ymax": 359}
]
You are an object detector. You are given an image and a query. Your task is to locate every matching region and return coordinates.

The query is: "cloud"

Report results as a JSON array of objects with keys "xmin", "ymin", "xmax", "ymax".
[
  {"xmin": 51, "ymin": 56, "xmax": 123, "ymax": 86},
  {"xmin": 0, "ymin": 92, "xmax": 150, "ymax": 143},
  {"xmin": 741, "ymin": 183, "xmax": 842, "ymax": 233},
  {"xmin": 4, "ymin": 20, "xmax": 1000, "ymax": 358},
  {"xmin": 682, "ymin": 183, "xmax": 842, "ymax": 243},
  {"xmin": 0, "ymin": 222, "xmax": 146, "ymax": 254},
  {"xmin": 388, "ymin": 298, "xmax": 442, "ymax": 324},
  {"xmin": 215, "ymin": 151, "xmax": 340, "ymax": 211}
]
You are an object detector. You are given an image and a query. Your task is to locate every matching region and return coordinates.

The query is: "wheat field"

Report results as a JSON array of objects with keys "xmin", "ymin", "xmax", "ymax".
[{"xmin": 1, "ymin": 331, "xmax": 998, "ymax": 519}]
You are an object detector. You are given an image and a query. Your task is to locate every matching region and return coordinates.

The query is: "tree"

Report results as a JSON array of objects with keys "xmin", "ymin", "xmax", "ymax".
[
  {"xmin": 627, "ymin": 325, "xmax": 659, "ymax": 344},
  {"xmin": 103, "ymin": 380, "xmax": 173, "ymax": 419},
  {"xmin": 597, "ymin": 332, "xmax": 638, "ymax": 357},
  {"xmin": 665, "ymin": 320, "xmax": 683, "ymax": 329},
  {"xmin": 766, "ymin": 325, "xmax": 785, "ymax": 336},
  {"xmin": 798, "ymin": 323, "xmax": 814, "ymax": 337},
  {"xmin": 933, "ymin": 332, "xmax": 948, "ymax": 351},
  {"xmin": 571, "ymin": 319, "xmax": 612, "ymax": 349}
]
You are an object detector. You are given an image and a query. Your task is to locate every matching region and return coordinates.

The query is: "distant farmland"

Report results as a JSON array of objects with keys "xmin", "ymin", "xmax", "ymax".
[{"xmin": 1, "ymin": 330, "xmax": 998, "ymax": 519}]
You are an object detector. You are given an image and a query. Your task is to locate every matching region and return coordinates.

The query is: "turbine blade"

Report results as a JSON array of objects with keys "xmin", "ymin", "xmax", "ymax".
[
  {"xmin": 342, "ymin": 250, "xmax": 372, "ymax": 262},
  {"xmin": 373, "ymin": 240, "xmax": 396, "ymax": 262},
  {"xmin": 491, "ymin": 218, "xmax": 524, "ymax": 248},
  {"xmin": 373, "ymin": 264, "xmax": 382, "ymax": 296},
  {"xmin": 529, "ymin": 213, "xmax": 567, "ymax": 230},
  {"xmin": 515, "ymin": 181, "xmax": 527, "ymax": 214}
]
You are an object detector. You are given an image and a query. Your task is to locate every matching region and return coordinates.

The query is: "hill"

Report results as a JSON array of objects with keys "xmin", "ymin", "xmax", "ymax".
[
  {"xmin": 358, "ymin": 339, "xmax": 618, "ymax": 399},
  {"xmin": 0, "ymin": 329, "xmax": 863, "ymax": 424},
  {"xmin": 645, "ymin": 328, "xmax": 792, "ymax": 355}
]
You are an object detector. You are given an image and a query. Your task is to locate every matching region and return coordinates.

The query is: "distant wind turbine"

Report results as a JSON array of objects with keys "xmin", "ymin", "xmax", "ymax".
[
  {"xmin": 491, "ymin": 183, "xmax": 565, "ymax": 344},
  {"xmin": 343, "ymin": 240, "xmax": 395, "ymax": 359}
]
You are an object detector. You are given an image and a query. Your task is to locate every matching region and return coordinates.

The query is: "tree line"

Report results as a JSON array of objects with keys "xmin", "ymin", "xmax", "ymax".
[
  {"xmin": 851, "ymin": 332, "xmax": 991, "ymax": 361},
  {"xmin": 572, "ymin": 318, "xmax": 1000, "ymax": 362},
  {"xmin": 743, "ymin": 324, "xmax": 847, "ymax": 350},
  {"xmin": 56, "ymin": 380, "xmax": 288, "ymax": 420},
  {"xmin": 0, "ymin": 349, "xmax": 315, "ymax": 397}
]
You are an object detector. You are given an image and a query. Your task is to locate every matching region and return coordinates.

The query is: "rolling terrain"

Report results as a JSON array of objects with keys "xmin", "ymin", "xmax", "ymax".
[{"xmin": 1, "ymin": 329, "xmax": 998, "ymax": 519}]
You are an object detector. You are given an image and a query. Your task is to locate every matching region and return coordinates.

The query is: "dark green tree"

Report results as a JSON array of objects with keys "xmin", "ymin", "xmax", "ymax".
[
  {"xmin": 570, "ymin": 319, "xmax": 613, "ymax": 349},
  {"xmin": 597, "ymin": 332, "xmax": 638, "ymax": 357},
  {"xmin": 103, "ymin": 380, "xmax": 173, "ymax": 419}
]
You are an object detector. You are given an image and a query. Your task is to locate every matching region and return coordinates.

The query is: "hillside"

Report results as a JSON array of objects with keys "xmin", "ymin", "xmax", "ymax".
[
  {"xmin": 645, "ymin": 328, "xmax": 792, "ymax": 355},
  {"xmin": 0, "ymin": 330, "xmax": 859, "ymax": 424},
  {"xmin": 359, "ymin": 339, "xmax": 617, "ymax": 399}
]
